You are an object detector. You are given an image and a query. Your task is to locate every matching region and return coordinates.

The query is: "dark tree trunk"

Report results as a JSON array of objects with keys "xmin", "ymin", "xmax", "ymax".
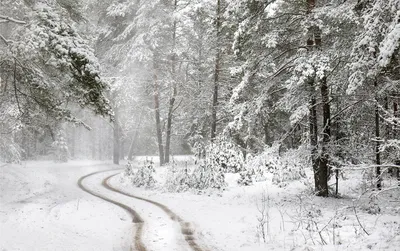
[
  {"xmin": 393, "ymin": 95, "xmax": 399, "ymax": 181},
  {"xmin": 165, "ymin": 92, "xmax": 176, "ymax": 163},
  {"xmin": 374, "ymin": 80, "xmax": 381, "ymax": 189},
  {"xmin": 21, "ymin": 130, "xmax": 27, "ymax": 160},
  {"xmin": 165, "ymin": 0, "xmax": 178, "ymax": 164},
  {"xmin": 384, "ymin": 96, "xmax": 389, "ymax": 137},
  {"xmin": 210, "ymin": 0, "xmax": 221, "ymax": 142},
  {"xmin": 153, "ymin": 72, "xmax": 165, "ymax": 166},
  {"xmin": 394, "ymin": 97, "xmax": 398, "ymax": 130},
  {"xmin": 113, "ymin": 107, "xmax": 120, "ymax": 165},
  {"xmin": 318, "ymin": 76, "xmax": 330, "ymax": 197},
  {"xmin": 307, "ymin": 0, "xmax": 329, "ymax": 196},
  {"xmin": 34, "ymin": 130, "xmax": 38, "ymax": 155},
  {"xmin": 47, "ymin": 125, "xmax": 55, "ymax": 141},
  {"xmin": 263, "ymin": 122, "xmax": 269, "ymax": 145},
  {"xmin": 334, "ymin": 96, "xmax": 343, "ymax": 196},
  {"xmin": 309, "ymin": 79, "xmax": 320, "ymax": 195}
]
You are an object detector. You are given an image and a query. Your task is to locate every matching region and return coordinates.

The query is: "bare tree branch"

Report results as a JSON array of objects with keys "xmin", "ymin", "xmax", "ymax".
[
  {"xmin": 0, "ymin": 34, "xmax": 9, "ymax": 45},
  {"xmin": 0, "ymin": 15, "xmax": 26, "ymax": 25}
]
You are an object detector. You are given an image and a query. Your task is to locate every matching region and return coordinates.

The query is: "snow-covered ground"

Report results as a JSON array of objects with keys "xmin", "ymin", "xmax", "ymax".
[
  {"xmin": 115, "ymin": 156, "xmax": 400, "ymax": 251},
  {"xmin": 0, "ymin": 161, "xmax": 131, "ymax": 251},
  {"xmin": 1, "ymin": 159, "xmax": 399, "ymax": 251}
]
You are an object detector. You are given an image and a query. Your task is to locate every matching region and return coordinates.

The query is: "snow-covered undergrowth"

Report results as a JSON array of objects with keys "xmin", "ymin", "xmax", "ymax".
[
  {"xmin": 125, "ymin": 159, "xmax": 157, "ymax": 188},
  {"xmin": 125, "ymin": 143, "xmax": 243, "ymax": 192},
  {"xmin": 245, "ymin": 144, "xmax": 307, "ymax": 187},
  {"xmin": 119, "ymin": 155, "xmax": 400, "ymax": 251},
  {"xmin": 125, "ymin": 156, "xmax": 227, "ymax": 193}
]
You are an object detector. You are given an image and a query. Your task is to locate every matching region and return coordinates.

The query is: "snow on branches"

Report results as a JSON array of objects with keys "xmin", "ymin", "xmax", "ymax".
[{"xmin": 6, "ymin": 5, "xmax": 113, "ymax": 119}]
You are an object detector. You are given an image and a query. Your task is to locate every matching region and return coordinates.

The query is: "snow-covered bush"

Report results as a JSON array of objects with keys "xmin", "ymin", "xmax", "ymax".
[
  {"xmin": 188, "ymin": 138, "xmax": 245, "ymax": 190},
  {"xmin": 192, "ymin": 140, "xmax": 206, "ymax": 162},
  {"xmin": 363, "ymin": 197, "xmax": 381, "ymax": 215},
  {"xmin": 50, "ymin": 131, "xmax": 69, "ymax": 162},
  {"xmin": 237, "ymin": 168, "xmax": 255, "ymax": 186},
  {"xmin": 173, "ymin": 139, "xmax": 242, "ymax": 191},
  {"xmin": 245, "ymin": 144, "xmax": 282, "ymax": 182},
  {"xmin": 206, "ymin": 139, "xmax": 245, "ymax": 173},
  {"xmin": 165, "ymin": 159, "xmax": 227, "ymax": 192},
  {"xmin": 243, "ymin": 144, "xmax": 307, "ymax": 187},
  {"xmin": 0, "ymin": 138, "xmax": 22, "ymax": 163},
  {"xmin": 124, "ymin": 161, "xmax": 135, "ymax": 177},
  {"xmin": 272, "ymin": 147, "xmax": 307, "ymax": 186},
  {"xmin": 165, "ymin": 162, "xmax": 192, "ymax": 192},
  {"xmin": 125, "ymin": 160, "xmax": 156, "ymax": 188},
  {"xmin": 191, "ymin": 161, "xmax": 226, "ymax": 190}
]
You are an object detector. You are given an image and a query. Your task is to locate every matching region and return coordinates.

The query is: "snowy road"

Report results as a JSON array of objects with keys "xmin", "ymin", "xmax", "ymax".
[
  {"xmin": 78, "ymin": 169, "xmax": 206, "ymax": 251},
  {"xmin": 0, "ymin": 161, "xmax": 133, "ymax": 251},
  {"xmin": 77, "ymin": 170, "xmax": 145, "ymax": 251},
  {"xmin": 2, "ymin": 161, "xmax": 399, "ymax": 251}
]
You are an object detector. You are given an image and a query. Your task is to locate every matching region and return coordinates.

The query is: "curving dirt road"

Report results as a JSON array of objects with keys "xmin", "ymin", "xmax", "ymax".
[{"xmin": 78, "ymin": 169, "xmax": 207, "ymax": 251}]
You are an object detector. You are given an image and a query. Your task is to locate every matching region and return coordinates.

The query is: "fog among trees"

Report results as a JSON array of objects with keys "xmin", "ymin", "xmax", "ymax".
[{"xmin": 1, "ymin": 0, "xmax": 399, "ymax": 196}]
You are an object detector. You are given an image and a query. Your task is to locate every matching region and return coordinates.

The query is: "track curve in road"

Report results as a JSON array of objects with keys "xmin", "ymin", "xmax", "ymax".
[
  {"xmin": 78, "ymin": 170, "xmax": 146, "ymax": 251},
  {"xmin": 103, "ymin": 173, "xmax": 206, "ymax": 251}
]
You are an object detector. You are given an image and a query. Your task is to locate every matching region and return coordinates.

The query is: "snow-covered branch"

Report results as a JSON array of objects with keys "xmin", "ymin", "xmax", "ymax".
[
  {"xmin": 0, "ymin": 34, "xmax": 9, "ymax": 45},
  {"xmin": 332, "ymin": 164, "xmax": 400, "ymax": 171},
  {"xmin": 0, "ymin": 15, "xmax": 26, "ymax": 25}
]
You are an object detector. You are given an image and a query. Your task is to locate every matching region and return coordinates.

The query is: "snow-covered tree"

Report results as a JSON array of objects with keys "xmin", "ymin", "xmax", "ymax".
[{"xmin": 0, "ymin": 0, "xmax": 112, "ymax": 161}]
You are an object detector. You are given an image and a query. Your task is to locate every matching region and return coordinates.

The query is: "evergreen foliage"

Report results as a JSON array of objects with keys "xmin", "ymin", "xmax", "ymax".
[
  {"xmin": 125, "ymin": 160, "xmax": 157, "ymax": 188},
  {"xmin": 1, "ymin": 0, "xmax": 398, "ymax": 194}
]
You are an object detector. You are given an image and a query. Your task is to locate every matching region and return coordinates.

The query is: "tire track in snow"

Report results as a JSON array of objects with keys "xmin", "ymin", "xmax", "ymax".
[
  {"xmin": 103, "ymin": 173, "xmax": 206, "ymax": 251},
  {"xmin": 77, "ymin": 170, "xmax": 146, "ymax": 251}
]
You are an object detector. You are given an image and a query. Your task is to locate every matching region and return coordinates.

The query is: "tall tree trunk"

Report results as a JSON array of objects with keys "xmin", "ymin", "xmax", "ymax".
[
  {"xmin": 119, "ymin": 133, "xmax": 124, "ymax": 161},
  {"xmin": 153, "ymin": 69, "xmax": 165, "ymax": 166},
  {"xmin": 210, "ymin": 0, "xmax": 221, "ymax": 142},
  {"xmin": 98, "ymin": 122, "xmax": 102, "ymax": 160},
  {"xmin": 263, "ymin": 122, "xmax": 269, "ymax": 145},
  {"xmin": 318, "ymin": 76, "xmax": 330, "ymax": 197},
  {"xmin": 374, "ymin": 80, "xmax": 381, "ymax": 189},
  {"xmin": 70, "ymin": 125, "xmax": 75, "ymax": 159},
  {"xmin": 306, "ymin": 0, "xmax": 329, "ymax": 196},
  {"xmin": 309, "ymin": 79, "xmax": 319, "ymax": 195},
  {"xmin": 164, "ymin": 0, "xmax": 178, "ymax": 164},
  {"xmin": 127, "ymin": 110, "xmax": 144, "ymax": 161},
  {"xmin": 91, "ymin": 119, "xmax": 96, "ymax": 160},
  {"xmin": 394, "ymin": 96, "xmax": 400, "ymax": 181},
  {"xmin": 164, "ymin": 90, "xmax": 176, "ymax": 163},
  {"xmin": 384, "ymin": 96, "xmax": 389, "ymax": 138},
  {"xmin": 113, "ymin": 106, "xmax": 120, "ymax": 165},
  {"xmin": 334, "ymin": 95, "xmax": 343, "ymax": 196}
]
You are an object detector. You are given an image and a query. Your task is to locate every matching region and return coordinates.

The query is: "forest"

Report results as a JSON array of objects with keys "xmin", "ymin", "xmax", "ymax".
[{"xmin": 0, "ymin": 0, "xmax": 399, "ymax": 250}]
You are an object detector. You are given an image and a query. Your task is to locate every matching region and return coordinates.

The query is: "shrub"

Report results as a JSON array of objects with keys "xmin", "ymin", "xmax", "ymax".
[
  {"xmin": 50, "ymin": 131, "xmax": 69, "ymax": 162},
  {"xmin": 191, "ymin": 161, "xmax": 226, "ymax": 190},
  {"xmin": 237, "ymin": 168, "xmax": 255, "ymax": 186},
  {"xmin": 243, "ymin": 144, "xmax": 307, "ymax": 187},
  {"xmin": 125, "ymin": 159, "xmax": 157, "ymax": 188},
  {"xmin": 0, "ymin": 138, "xmax": 22, "ymax": 163},
  {"xmin": 165, "ymin": 162, "xmax": 192, "ymax": 192}
]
